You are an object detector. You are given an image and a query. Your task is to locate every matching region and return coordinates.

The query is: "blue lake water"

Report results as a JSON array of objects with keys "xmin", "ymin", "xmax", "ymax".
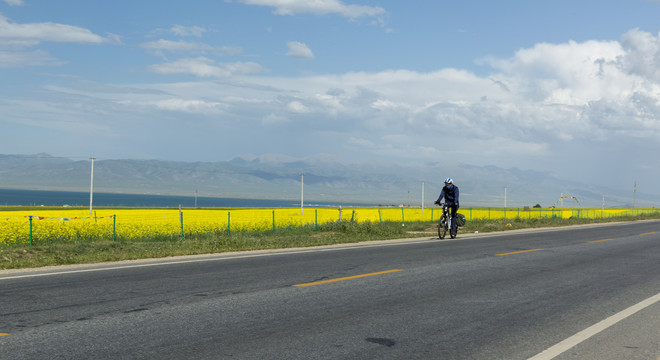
[{"xmin": 0, "ymin": 188, "xmax": 353, "ymax": 208}]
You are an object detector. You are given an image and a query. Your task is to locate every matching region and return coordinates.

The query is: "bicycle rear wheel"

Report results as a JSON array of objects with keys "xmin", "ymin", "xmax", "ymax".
[{"xmin": 438, "ymin": 216, "xmax": 447, "ymax": 239}]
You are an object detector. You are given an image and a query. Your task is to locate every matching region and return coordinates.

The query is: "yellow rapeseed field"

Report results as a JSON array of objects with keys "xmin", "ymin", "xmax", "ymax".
[{"xmin": 0, "ymin": 207, "xmax": 654, "ymax": 245}]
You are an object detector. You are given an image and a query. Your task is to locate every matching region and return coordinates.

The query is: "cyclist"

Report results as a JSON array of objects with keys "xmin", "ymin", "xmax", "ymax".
[{"xmin": 434, "ymin": 178, "xmax": 460, "ymax": 235}]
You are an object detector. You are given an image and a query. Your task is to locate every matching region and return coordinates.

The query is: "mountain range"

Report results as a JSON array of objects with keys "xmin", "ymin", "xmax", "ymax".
[{"xmin": 0, "ymin": 153, "xmax": 656, "ymax": 208}]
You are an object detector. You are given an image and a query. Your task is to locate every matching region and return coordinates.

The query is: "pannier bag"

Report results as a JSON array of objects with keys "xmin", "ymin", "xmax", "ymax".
[{"xmin": 456, "ymin": 213, "xmax": 466, "ymax": 227}]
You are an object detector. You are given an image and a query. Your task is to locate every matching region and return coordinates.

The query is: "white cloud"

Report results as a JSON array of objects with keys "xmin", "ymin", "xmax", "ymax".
[
  {"xmin": 0, "ymin": 49, "xmax": 61, "ymax": 67},
  {"xmin": 348, "ymin": 137, "xmax": 375, "ymax": 148},
  {"xmin": 148, "ymin": 57, "xmax": 266, "ymax": 77},
  {"xmin": 149, "ymin": 25, "xmax": 209, "ymax": 38},
  {"xmin": 142, "ymin": 39, "xmax": 215, "ymax": 54},
  {"xmin": 262, "ymin": 113, "xmax": 290, "ymax": 125},
  {"xmin": 286, "ymin": 100, "xmax": 308, "ymax": 113},
  {"xmin": 141, "ymin": 39, "xmax": 242, "ymax": 57},
  {"xmin": 619, "ymin": 28, "xmax": 660, "ymax": 82},
  {"xmin": 0, "ymin": 14, "xmax": 114, "ymax": 67},
  {"xmin": 4, "ymin": 0, "xmax": 23, "ymax": 6},
  {"xmin": 371, "ymin": 98, "xmax": 409, "ymax": 110},
  {"xmin": 286, "ymin": 41, "xmax": 314, "ymax": 60},
  {"xmin": 6, "ymin": 27, "xmax": 660, "ymax": 186},
  {"xmin": 169, "ymin": 25, "xmax": 207, "ymax": 37},
  {"xmin": 150, "ymin": 98, "xmax": 227, "ymax": 114},
  {"xmin": 239, "ymin": 0, "xmax": 385, "ymax": 18},
  {"xmin": 50, "ymin": 28, "xmax": 660, "ymax": 163},
  {"xmin": 468, "ymin": 32, "xmax": 660, "ymax": 150},
  {"xmin": 205, "ymin": 30, "xmax": 660, "ymax": 165},
  {"xmin": 0, "ymin": 14, "xmax": 109, "ymax": 46},
  {"xmin": 481, "ymin": 40, "xmax": 629, "ymax": 105}
]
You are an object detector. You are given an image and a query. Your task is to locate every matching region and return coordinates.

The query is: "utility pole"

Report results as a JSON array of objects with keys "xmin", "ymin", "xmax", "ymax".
[
  {"xmin": 89, "ymin": 157, "xmax": 95, "ymax": 215},
  {"xmin": 504, "ymin": 187, "xmax": 507, "ymax": 209},
  {"xmin": 633, "ymin": 181, "xmax": 637, "ymax": 209},
  {"xmin": 421, "ymin": 181, "xmax": 425, "ymax": 213}
]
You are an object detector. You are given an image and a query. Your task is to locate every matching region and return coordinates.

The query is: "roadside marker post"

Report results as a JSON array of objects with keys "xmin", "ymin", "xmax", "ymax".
[
  {"xmin": 29, "ymin": 215, "xmax": 33, "ymax": 246},
  {"xmin": 179, "ymin": 205, "xmax": 184, "ymax": 240}
]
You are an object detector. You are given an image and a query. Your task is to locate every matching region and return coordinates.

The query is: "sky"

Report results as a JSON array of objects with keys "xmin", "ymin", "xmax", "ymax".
[{"xmin": 2, "ymin": 0, "xmax": 660, "ymax": 193}]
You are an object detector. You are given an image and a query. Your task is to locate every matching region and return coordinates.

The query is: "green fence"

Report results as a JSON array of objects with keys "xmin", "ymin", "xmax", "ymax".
[{"xmin": 2, "ymin": 207, "xmax": 658, "ymax": 245}]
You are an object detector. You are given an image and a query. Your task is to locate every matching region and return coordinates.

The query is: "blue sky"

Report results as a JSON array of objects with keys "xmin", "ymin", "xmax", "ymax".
[{"xmin": 2, "ymin": 0, "xmax": 660, "ymax": 193}]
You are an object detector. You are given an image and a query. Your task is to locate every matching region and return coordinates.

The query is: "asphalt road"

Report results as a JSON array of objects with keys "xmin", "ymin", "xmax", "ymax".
[{"xmin": 1, "ymin": 220, "xmax": 659, "ymax": 359}]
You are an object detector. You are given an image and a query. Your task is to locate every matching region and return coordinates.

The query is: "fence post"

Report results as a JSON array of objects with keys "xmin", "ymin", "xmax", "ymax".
[
  {"xmin": 401, "ymin": 207, "xmax": 405, "ymax": 226},
  {"xmin": 272, "ymin": 210, "xmax": 275, "ymax": 235},
  {"xmin": 179, "ymin": 207, "xmax": 184, "ymax": 240},
  {"xmin": 315, "ymin": 209, "xmax": 318, "ymax": 232},
  {"xmin": 29, "ymin": 215, "xmax": 33, "ymax": 246},
  {"xmin": 228, "ymin": 211, "xmax": 231, "ymax": 237},
  {"xmin": 378, "ymin": 208, "xmax": 382, "ymax": 223},
  {"xmin": 113, "ymin": 214, "xmax": 116, "ymax": 242},
  {"xmin": 351, "ymin": 209, "xmax": 355, "ymax": 222}
]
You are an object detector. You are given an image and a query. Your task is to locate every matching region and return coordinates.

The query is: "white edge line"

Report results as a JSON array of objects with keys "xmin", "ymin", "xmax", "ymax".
[
  {"xmin": 0, "ymin": 238, "xmax": 436, "ymax": 281},
  {"xmin": 528, "ymin": 291, "xmax": 660, "ymax": 360}
]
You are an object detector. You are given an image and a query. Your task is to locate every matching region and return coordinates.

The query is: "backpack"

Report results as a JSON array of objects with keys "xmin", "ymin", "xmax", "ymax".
[{"xmin": 456, "ymin": 213, "xmax": 466, "ymax": 227}]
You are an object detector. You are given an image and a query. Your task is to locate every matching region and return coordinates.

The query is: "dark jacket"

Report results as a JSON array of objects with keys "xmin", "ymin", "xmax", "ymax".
[{"xmin": 436, "ymin": 184, "xmax": 459, "ymax": 206}]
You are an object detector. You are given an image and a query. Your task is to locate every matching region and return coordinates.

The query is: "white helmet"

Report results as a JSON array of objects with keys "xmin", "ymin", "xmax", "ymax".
[{"xmin": 444, "ymin": 178, "xmax": 453, "ymax": 184}]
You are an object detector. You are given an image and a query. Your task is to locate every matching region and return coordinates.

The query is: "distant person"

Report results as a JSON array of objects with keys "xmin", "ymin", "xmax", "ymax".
[{"xmin": 434, "ymin": 178, "xmax": 460, "ymax": 234}]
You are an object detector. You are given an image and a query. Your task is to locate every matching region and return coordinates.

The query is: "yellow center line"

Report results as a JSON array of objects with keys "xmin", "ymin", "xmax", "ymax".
[
  {"xmin": 496, "ymin": 249, "xmax": 544, "ymax": 256},
  {"xmin": 588, "ymin": 238, "xmax": 614, "ymax": 243},
  {"xmin": 640, "ymin": 232, "xmax": 656, "ymax": 236},
  {"xmin": 293, "ymin": 269, "xmax": 403, "ymax": 287}
]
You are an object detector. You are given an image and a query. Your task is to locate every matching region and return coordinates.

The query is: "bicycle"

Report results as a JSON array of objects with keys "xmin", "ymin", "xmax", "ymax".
[{"xmin": 436, "ymin": 203, "xmax": 457, "ymax": 239}]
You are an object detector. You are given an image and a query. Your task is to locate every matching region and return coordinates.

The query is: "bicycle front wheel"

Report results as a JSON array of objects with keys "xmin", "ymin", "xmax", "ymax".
[{"xmin": 438, "ymin": 216, "xmax": 447, "ymax": 239}]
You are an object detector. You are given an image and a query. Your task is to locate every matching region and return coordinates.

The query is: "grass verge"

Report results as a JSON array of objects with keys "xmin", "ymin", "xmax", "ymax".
[{"xmin": 2, "ymin": 213, "xmax": 659, "ymax": 270}]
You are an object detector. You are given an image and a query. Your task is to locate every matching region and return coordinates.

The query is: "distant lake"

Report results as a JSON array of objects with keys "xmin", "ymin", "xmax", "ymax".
[{"xmin": 0, "ymin": 188, "xmax": 354, "ymax": 208}]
